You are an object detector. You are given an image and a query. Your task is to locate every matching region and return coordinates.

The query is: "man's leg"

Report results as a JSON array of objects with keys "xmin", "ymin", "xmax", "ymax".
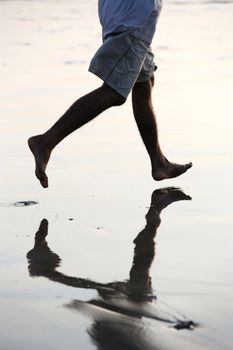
[
  {"xmin": 28, "ymin": 84, "xmax": 125, "ymax": 188},
  {"xmin": 132, "ymin": 77, "xmax": 192, "ymax": 181}
]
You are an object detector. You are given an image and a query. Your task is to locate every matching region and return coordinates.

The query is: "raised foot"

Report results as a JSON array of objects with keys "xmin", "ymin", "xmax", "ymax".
[
  {"xmin": 28, "ymin": 135, "xmax": 51, "ymax": 188},
  {"xmin": 152, "ymin": 160, "xmax": 192, "ymax": 181}
]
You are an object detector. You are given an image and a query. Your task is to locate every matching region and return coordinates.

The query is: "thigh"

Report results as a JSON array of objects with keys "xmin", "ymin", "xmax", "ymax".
[{"xmin": 89, "ymin": 33, "xmax": 150, "ymax": 98}]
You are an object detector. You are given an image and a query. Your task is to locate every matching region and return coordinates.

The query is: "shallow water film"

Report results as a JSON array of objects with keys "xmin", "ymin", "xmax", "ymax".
[{"xmin": 0, "ymin": 0, "xmax": 233, "ymax": 349}]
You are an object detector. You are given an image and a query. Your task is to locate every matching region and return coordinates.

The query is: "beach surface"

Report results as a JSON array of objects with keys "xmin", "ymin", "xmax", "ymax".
[{"xmin": 0, "ymin": 0, "xmax": 233, "ymax": 349}]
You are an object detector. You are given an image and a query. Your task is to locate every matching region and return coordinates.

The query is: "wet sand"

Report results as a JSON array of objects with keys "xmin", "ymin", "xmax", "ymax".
[{"xmin": 0, "ymin": 0, "xmax": 233, "ymax": 349}]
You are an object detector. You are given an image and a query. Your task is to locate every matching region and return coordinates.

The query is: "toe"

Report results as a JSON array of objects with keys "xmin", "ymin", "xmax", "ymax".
[
  {"xmin": 40, "ymin": 176, "xmax": 48, "ymax": 188},
  {"xmin": 185, "ymin": 162, "xmax": 193, "ymax": 169}
]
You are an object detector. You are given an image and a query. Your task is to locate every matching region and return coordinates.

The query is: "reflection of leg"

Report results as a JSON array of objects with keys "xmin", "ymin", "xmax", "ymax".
[
  {"xmin": 132, "ymin": 78, "xmax": 192, "ymax": 181},
  {"xmin": 129, "ymin": 188, "xmax": 191, "ymax": 299},
  {"xmin": 27, "ymin": 219, "xmax": 106, "ymax": 290},
  {"xmin": 28, "ymin": 84, "xmax": 125, "ymax": 187}
]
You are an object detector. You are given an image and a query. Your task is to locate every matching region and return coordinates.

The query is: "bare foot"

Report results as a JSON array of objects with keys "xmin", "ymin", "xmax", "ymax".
[
  {"xmin": 152, "ymin": 158, "xmax": 192, "ymax": 181},
  {"xmin": 28, "ymin": 135, "xmax": 51, "ymax": 188}
]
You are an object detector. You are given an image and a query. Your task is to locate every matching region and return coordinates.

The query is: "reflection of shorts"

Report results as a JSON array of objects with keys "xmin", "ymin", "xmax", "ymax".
[{"xmin": 89, "ymin": 32, "xmax": 157, "ymax": 98}]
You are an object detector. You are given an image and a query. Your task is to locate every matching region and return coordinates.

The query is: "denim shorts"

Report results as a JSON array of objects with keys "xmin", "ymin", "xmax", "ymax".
[{"xmin": 89, "ymin": 32, "xmax": 157, "ymax": 98}]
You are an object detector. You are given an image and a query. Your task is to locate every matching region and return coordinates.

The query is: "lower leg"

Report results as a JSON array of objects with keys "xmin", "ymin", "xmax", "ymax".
[
  {"xmin": 132, "ymin": 78, "xmax": 192, "ymax": 181},
  {"xmin": 28, "ymin": 84, "xmax": 125, "ymax": 187}
]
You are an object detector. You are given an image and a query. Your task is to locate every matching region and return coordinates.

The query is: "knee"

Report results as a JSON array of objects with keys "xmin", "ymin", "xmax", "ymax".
[
  {"xmin": 113, "ymin": 93, "xmax": 126, "ymax": 106},
  {"xmin": 103, "ymin": 83, "xmax": 126, "ymax": 106}
]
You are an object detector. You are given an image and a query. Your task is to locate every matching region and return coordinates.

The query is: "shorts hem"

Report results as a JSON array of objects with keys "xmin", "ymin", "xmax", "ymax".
[{"xmin": 88, "ymin": 67, "xmax": 129, "ymax": 98}]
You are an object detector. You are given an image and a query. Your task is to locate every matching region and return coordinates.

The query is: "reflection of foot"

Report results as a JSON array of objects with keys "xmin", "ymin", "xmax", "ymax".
[
  {"xmin": 28, "ymin": 135, "xmax": 51, "ymax": 188},
  {"xmin": 35, "ymin": 218, "xmax": 49, "ymax": 246},
  {"xmin": 152, "ymin": 158, "xmax": 192, "ymax": 181},
  {"xmin": 134, "ymin": 187, "xmax": 191, "ymax": 242},
  {"xmin": 150, "ymin": 187, "xmax": 191, "ymax": 214},
  {"xmin": 27, "ymin": 219, "xmax": 61, "ymax": 276}
]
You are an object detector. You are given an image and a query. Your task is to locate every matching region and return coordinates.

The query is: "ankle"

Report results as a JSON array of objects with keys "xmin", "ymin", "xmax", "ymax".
[
  {"xmin": 151, "ymin": 155, "xmax": 166, "ymax": 169},
  {"xmin": 39, "ymin": 133, "xmax": 57, "ymax": 150}
]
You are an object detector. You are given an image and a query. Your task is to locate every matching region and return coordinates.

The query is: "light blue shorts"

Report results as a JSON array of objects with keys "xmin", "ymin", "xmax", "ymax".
[{"xmin": 89, "ymin": 32, "xmax": 157, "ymax": 98}]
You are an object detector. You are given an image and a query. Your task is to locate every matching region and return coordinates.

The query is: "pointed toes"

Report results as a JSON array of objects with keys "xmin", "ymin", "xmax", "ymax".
[{"xmin": 185, "ymin": 162, "xmax": 193, "ymax": 169}]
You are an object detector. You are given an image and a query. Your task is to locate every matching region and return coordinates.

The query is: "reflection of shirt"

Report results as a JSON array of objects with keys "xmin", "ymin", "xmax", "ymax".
[{"xmin": 98, "ymin": 0, "xmax": 162, "ymax": 43}]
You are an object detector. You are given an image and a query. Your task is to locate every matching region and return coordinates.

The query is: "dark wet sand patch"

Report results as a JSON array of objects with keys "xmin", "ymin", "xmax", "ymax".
[{"xmin": 13, "ymin": 201, "xmax": 38, "ymax": 207}]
